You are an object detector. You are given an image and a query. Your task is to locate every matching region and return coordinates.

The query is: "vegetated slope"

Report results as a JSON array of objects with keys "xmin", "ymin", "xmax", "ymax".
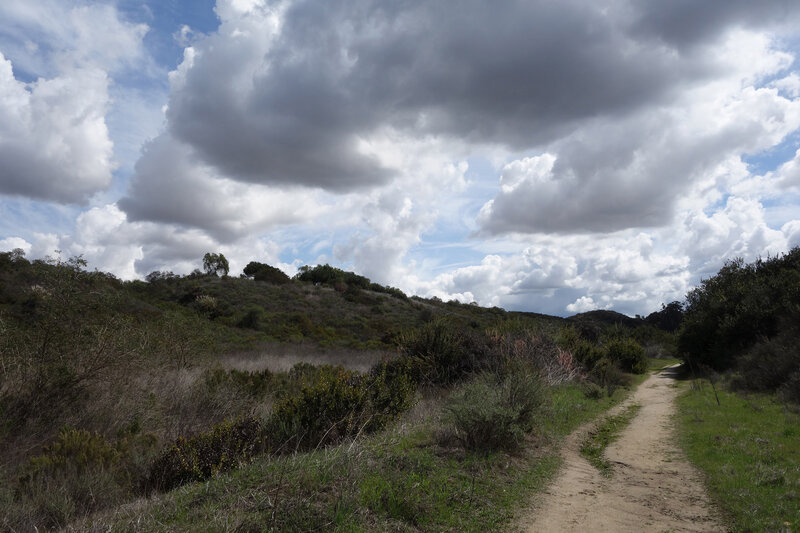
[
  {"xmin": 678, "ymin": 246, "xmax": 800, "ymax": 401},
  {"xmin": 672, "ymin": 247, "xmax": 800, "ymax": 531},
  {"xmin": 0, "ymin": 251, "xmax": 675, "ymax": 531}
]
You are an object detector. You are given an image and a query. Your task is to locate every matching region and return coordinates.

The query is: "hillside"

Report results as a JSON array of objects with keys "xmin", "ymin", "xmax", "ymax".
[{"xmin": 1, "ymin": 251, "xmax": 677, "ymax": 530}]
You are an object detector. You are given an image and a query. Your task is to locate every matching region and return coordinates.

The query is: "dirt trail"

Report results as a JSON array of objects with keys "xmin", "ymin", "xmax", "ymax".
[{"xmin": 520, "ymin": 367, "xmax": 722, "ymax": 532}]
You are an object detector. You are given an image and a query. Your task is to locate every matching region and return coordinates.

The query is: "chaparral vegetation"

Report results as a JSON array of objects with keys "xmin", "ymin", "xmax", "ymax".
[{"xmin": 0, "ymin": 247, "xmax": 798, "ymax": 531}]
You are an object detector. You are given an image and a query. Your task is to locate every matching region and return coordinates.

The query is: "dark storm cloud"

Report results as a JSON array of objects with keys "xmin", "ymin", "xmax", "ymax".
[
  {"xmin": 629, "ymin": 0, "xmax": 800, "ymax": 49},
  {"xmin": 160, "ymin": 0, "xmax": 748, "ymax": 192}
]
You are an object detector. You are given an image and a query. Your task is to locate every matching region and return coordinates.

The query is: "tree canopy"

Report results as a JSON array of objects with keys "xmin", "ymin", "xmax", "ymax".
[{"xmin": 202, "ymin": 253, "xmax": 229, "ymax": 277}]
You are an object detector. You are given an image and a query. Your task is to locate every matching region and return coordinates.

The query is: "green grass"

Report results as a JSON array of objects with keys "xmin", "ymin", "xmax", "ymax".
[
  {"xmin": 580, "ymin": 403, "xmax": 641, "ymax": 477},
  {"xmin": 77, "ymin": 383, "xmax": 634, "ymax": 532},
  {"xmin": 677, "ymin": 381, "xmax": 800, "ymax": 532}
]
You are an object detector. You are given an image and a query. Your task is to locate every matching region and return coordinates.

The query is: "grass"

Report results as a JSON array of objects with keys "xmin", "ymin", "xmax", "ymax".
[
  {"xmin": 676, "ymin": 380, "xmax": 800, "ymax": 532},
  {"xmin": 71, "ymin": 383, "xmax": 635, "ymax": 532},
  {"xmin": 580, "ymin": 403, "xmax": 641, "ymax": 477}
]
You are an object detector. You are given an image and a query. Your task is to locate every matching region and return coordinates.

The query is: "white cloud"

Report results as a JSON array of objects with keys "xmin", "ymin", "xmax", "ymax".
[
  {"xmin": 567, "ymin": 297, "xmax": 606, "ymax": 314},
  {"xmin": 0, "ymin": 1, "xmax": 150, "ymax": 204},
  {"xmin": 478, "ymin": 30, "xmax": 800, "ymax": 235},
  {"xmin": 0, "ymin": 54, "xmax": 114, "ymax": 203}
]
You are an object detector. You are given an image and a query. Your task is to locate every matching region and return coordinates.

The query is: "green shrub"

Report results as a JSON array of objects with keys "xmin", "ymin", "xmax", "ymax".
[
  {"xmin": 778, "ymin": 371, "xmax": 800, "ymax": 405},
  {"xmin": 572, "ymin": 340, "xmax": 604, "ymax": 368},
  {"xmin": 444, "ymin": 368, "xmax": 546, "ymax": 453},
  {"xmin": 582, "ymin": 382, "xmax": 605, "ymax": 399},
  {"xmin": 13, "ymin": 427, "xmax": 137, "ymax": 530},
  {"xmin": 678, "ymin": 248, "xmax": 800, "ymax": 370},
  {"xmin": 269, "ymin": 365, "xmax": 416, "ymax": 452},
  {"xmin": 243, "ymin": 261, "xmax": 291, "ymax": 284},
  {"xmin": 398, "ymin": 319, "xmax": 492, "ymax": 385},
  {"xmin": 734, "ymin": 334, "xmax": 799, "ymax": 393},
  {"xmin": 22, "ymin": 427, "xmax": 119, "ymax": 482},
  {"xmin": 367, "ymin": 361, "xmax": 418, "ymax": 428},
  {"xmin": 589, "ymin": 357, "xmax": 631, "ymax": 395},
  {"xmin": 203, "ymin": 367, "xmax": 273, "ymax": 398},
  {"xmin": 146, "ymin": 416, "xmax": 263, "ymax": 492},
  {"xmin": 604, "ymin": 337, "xmax": 647, "ymax": 374}
]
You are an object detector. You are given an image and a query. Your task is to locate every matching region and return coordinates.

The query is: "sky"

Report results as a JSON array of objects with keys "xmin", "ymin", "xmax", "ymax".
[{"xmin": 2, "ymin": 0, "xmax": 800, "ymax": 317}]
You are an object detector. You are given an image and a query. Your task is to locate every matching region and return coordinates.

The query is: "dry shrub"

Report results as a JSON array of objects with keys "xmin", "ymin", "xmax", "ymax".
[{"xmin": 493, "ymin": 332, "xmax": 583, "ymax": 385}]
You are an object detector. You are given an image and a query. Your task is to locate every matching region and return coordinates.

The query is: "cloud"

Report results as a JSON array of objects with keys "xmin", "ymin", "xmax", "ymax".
[
  {"xmin": 567, "ymin": 297, "xmax": 607, "ymax": 314},
  {"xmin": 0, "ymin": 55, "xmax": 114, "ymax": 203},
  {"xmin": 0, "ymin": 2, "xmax": 150, "ymax": 204},
  {"xmin": 0, "ymin": 1, "xmax": 148, "ymax": 77},
  {"xmin": 155, "ymin": 0, "xmax": 800, "ymax": 195},
  {"xmin": 477, "ymin": 30, "xmax": 800, "ymax": 235},
  {"xmin": 119, "ymin": 134, "xmax": 327, "ymax": 241}
]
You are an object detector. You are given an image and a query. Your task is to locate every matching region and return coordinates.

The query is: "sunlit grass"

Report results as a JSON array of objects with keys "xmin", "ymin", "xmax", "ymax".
[{"xmin": 677, "ymin": 381, "xmax": 800, "ymax": 532}]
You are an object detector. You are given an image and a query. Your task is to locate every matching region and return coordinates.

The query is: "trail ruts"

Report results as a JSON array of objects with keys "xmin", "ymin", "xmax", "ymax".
[{"xmin": 520, "ymin": 366, "xmax": 722, "ymax": 532}]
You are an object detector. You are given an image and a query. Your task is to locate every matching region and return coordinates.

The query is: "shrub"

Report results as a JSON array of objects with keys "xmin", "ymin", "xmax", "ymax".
[
  {"xmin": 367, "ymin": 361, "xmax": 418, "ymax": 428},
  {"xmin": 582, "ymin": 382, "xmax": 605, "ymax": 399},
  {"xmin": 444, "ymin": 367, "xmax": 546, "ymax": 453},
  {"xmin": 13, "ymin": 428, "xmax": 133, "ymax": 530},
  {"xmin": 203, "ymin": 368, "xmax": 273, "ymax": 398},
  {"xmin": 146, "ymin": 416, "xmax": 263, "ymax": 492},
  {"xmin": 604, "ymin": 337, "xmax": 647, "ymax": 374},
  {"xmin": 573, "ymin": 340, "xmax": 604, "ymax": 368},
  {"xmin": 268, "ymin": 367, "xmax": 367, "ymax": 451},
  {"xmin": 589, "ymin": 357, "xmax": 631, "ymax": 395},
  {"xmin": 778, "ymin": 371, "xmax": 800, "ymax": 405},
  {"xmin": 734, "ymin": 334, "xmax": 799, "ymax": 393},
  {"xmin": 397, "ymin": 319, "xmax": 492, "ymax": 385},
  {"xmin": 236, "ymin": 305, "xmax": 264, "ymax": 329},
  {"xmin": 678, "ymin": 248, "xmax": 800, "ymax": 370},
  {"xmin": 268, "ymin": 365, "xmax": 416, "ymax": 452}
]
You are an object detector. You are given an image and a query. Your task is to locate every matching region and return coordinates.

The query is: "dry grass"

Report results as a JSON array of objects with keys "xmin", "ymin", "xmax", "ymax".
[{"xmin": 218, "ymin": 343, "xmax": 388, "ymax": 373}]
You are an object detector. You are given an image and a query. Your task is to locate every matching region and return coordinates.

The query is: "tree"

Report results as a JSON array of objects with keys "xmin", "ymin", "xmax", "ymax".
[
  {"xmin": 242, "ymin": 261, "xmax": 290, "ymax": 284},
  {"xmin": 202, "ymin": 253, "xmax": 229, "ymax": 277},
  {"xmin": 677, "ymin": 247, "xmax": 800, "ymax": 370}
]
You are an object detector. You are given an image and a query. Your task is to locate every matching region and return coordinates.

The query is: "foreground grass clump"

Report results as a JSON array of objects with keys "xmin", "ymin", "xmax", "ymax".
[
  {"xmin": 444, "ymin": 367, "xmax": 547, "ymax": 453},
  {"xmin": 77, "ymin": 383, "xmax": 632, "ymax": 532},
  {"xmin": 580, "ymin": 404, "xmax": 641, "ymax": 477},
  {"xmin": 677, "ymin": 381, "xmax": 800, "ymax": 532}
]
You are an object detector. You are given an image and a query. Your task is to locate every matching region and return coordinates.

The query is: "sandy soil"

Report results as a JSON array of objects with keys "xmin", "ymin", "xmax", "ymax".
[{"xmin": 519, "ymin": 367, "xmax": 722, "ymax": 532}]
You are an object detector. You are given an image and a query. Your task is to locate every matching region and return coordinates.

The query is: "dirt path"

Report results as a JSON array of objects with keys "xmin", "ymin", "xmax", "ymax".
[{"xmin": 520, "ymin": 367, "xmax": 722, "ymax": 532}]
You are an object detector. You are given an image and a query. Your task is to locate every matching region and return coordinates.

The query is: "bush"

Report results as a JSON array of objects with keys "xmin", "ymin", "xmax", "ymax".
[
  {"xmin": 268, "ymin": 365, "xmax": 416, "ymax": 452},
  {"xmin": 589, "ymin": 357, "xmax": 631, "ymax": 395},
  {"xmin": 733, "ymin": 323, "xmax": 800, "ymax": 395},
  {"xmin": 604, "ymin": 337, "xmax": 647, "ymax": 374},
  {"xmin": 146, "ymin": 416, "xmax": 263, "ymax": 492},
  {"xmin": 582, "ymin": 382, "xmax": 605, "ymax": 399},
  {"xmin": 778, "ymin": 371, "xmax": 800, "ymax": 405},
  {"xmin": 444, "ymin": 367, "xmax": 546, "ymax": 453},
  {"xmin": 678, "ymin": 248, "xmax": 800, "ymax": 371},
  {"xmin": 12, "ymin": 428, "xmax": 136, "ymax": 530},
  {"xmin": 572, "ymin": 340, "xmax": 604, "ymax": 368},
  {"xmin": 397, "ymin": 319, "xmax": 493, "ymax": 385}
]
